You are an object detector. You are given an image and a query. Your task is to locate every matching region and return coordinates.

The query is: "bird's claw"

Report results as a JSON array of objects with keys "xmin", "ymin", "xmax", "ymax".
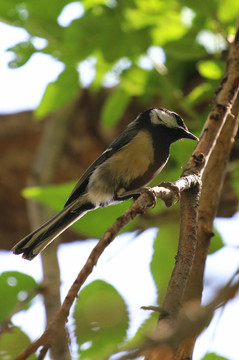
[
  {"xmin": 138, "ymin": 187, "xmax": 157, "ymax": 208},
  {"xmin": 116, "ymin": 187, "xmax": 157, "ymax": 207},
  {"xmin": 159, "ymin": 182, "xmax": 181, "ymax": 203}
]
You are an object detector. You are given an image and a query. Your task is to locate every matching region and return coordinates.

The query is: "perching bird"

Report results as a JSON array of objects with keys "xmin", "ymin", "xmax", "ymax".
[{"xmin": 12, "ymin": 107, "xmax": 198, "ymax": 260}]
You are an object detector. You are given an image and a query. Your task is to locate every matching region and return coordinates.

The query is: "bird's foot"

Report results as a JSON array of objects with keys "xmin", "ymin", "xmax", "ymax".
[
  {"xmin": 158, "ymin": 182, "xmax": 180, "ymax": 203},
  {"xmin": 116, "ymin": 187, "xmax": 157, "ymax": 207},
  {"xmin": 137, "ymin": 187, "xmax": 157, "ymax": 207}
]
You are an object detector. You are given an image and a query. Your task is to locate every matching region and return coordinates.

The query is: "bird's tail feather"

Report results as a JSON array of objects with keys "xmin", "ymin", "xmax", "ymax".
[{"xmin": 12, "ymin": 201, "xmax": 94, "ymax": 260}]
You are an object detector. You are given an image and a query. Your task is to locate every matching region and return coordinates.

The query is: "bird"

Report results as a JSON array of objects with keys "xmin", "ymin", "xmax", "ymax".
[{"xmin": 12, "ymin": 107, "xmax": 198, "ymax": 260}]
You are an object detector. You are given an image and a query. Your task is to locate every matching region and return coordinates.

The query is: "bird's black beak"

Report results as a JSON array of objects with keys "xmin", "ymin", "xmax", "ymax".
[{"xmin": 182, "ymin": 129, "xmax": 199, "ymax": 141}]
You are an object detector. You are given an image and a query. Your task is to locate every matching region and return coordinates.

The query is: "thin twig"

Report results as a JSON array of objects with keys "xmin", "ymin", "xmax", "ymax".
[{"xmin": 113, "ymin": 279, "xmax": 239, "ymax": 360}]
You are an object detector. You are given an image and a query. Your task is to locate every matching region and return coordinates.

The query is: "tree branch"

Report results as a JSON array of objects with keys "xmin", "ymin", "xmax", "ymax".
[
  {"xmin": 158, "ymin": 19, "xmax": 239, "ymax": 360},
  {"xmin": 14, "ymin": 172, "xmax": 200, "ymax": 360},
  {"xmin": 148, "ymin": 20, "xmax": 239, "ymax": 359},
  {"xmin": 14, "ymin": 19, "xmax": 239, "ymax": 360},
  {"xmin": 174, "ymin": 74, "xmax": 239, "ymax": 360},
  {"xmin": 114, "ymin": 276, "xmax": 239, "ymax": 360}
]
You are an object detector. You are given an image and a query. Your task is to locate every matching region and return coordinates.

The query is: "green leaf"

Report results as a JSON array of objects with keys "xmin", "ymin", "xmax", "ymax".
[
  {"xmin": 83, "ymin": 0, "xmax": 112, "ymax": 10},
  {"xmin": 209, "ymin": 227, "xmax": 224, "ymax": 254},
  {"xmin": 197, "ymin": 60, "xmax": 224, "ymax": 80},
  {"xmin": 121, "ymin": 66, "xmax": 148, "ymax": 95},
  {"xmin": 0, "ymin": 326, "xmax": 36, "ymax": 360},
  {"xmin": 218, "ymin": 0, "xmax": 239, "ymax": 23},
  {"xmin": 7, "ymin": 41, "xmax": 36, "ymax": 68},
  {"xmin": 164, "ymin": 38, "xmax": 207, "ymax": 60},
  {"xmin": 22, "ymin": 182, "xmax": 135, "ymax": 237},
  {"xmin": 126, "ymin": 1, "xmax": 186, "ymax": 45},
  {"xmin": 201, "ymin": 352, "xmax": 230, "ymax": 360},
  {"xmin": 100, "ymin": 88, "xmax": 131, "ymax": 127},
  {"xmin": 123, "ymin": 312, "xmax": 159, "ymax": 351},
  {"xmin": 34, "ymin": 66, "xmax": 79, "ymax": 118},
  {"xmin": 180, "ymin": 1, "xmax": 219, "ymax": 16},
  {"xmin": 0, "ymin": 271, "xmax": 38, "ymax": 323},
  {"xmin": 74, "ymin": 280, "xmax": 129, "ymax": 359},
  {"xmin": 0, "ymin": 0, "xmax": 66, "ymax": 39},
  {"xmin": 63, "ymin": 4, "xmax": 151, "ymax": 63},
  {"xmin": 77, "ymin": 201, "xmax": 135, "ymax": 237},
  {"xmin": 186, "ymin": 82, "xmax": 214, "ymax": 105},
  {"xmin": 150, "ymin": 226, "xmax": 179, "ymax": 302},
  {"xmin": 22, "ymin": 182, "xmax": 73, "ymax": 209}
]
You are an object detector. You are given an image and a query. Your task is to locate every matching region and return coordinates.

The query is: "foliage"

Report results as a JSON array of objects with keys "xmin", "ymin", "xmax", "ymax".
[
  {"xmin": 74, "ymin": 280, "xmax": 129, "ymax": 359},
  {"xmin": 0, "ymin": 271, "xmax": 38, "ymax": 323},
  {"xmin": 202, "ymin": 353, "xmax": 230, "ymax": 360},
  {"xmin": 1, "ymin": 0, "xmax": 238, "ymax": 122},
  {"xmin": 0, "ymin": 272, "xmax": 38, "ymax": 358},
  {"xmin": 0, "ymin": 0, "xmax": 238, "ymax": 358},
  {"xmin": 23, "ymin": 183, "xmax": 135, "ymax": 237},
  {"xmin": 0, "ymin": 326, "xmax": 36, "ymax": 360}
]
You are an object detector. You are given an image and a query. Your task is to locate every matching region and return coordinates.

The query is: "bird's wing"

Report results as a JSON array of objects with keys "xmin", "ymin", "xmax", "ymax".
[{"xmin": 64, "ymin": 123, "xmax": 139, "ymax": 207}]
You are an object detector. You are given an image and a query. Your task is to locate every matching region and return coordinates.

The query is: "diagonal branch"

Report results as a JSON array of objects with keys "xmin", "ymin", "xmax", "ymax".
[
  {"xmin": 15, "ymin": 17, "xmax": 239, "ymax": 360},
  {"xmin": 14, "ymin": 173, "xmax": 199, "ymax": 360}
]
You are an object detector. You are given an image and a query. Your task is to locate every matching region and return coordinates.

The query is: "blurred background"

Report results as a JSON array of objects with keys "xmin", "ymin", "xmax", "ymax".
[{"xmin": 0, "ymin": 1, "xmax": 239, "ymax": 359}]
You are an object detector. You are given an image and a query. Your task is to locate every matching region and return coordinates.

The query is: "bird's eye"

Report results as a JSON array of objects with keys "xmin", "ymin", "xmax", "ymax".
[{"xmin": 175, "ymin": 114, "xmax": 184, "ymax": 128}]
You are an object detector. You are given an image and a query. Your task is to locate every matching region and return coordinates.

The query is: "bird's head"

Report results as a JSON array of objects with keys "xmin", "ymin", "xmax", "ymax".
[{"xmin": 148, "ymin": 107, "xmax": 198, "ymax": 142}]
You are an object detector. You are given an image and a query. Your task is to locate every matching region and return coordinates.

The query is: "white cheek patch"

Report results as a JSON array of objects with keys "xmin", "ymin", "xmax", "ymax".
[
  {"xmin": 150, "ymin": 108, "xmax": 178, "ymax": 128},
  {"xmin": 150, "ymin": 109, "xmax": 161, "ymax": 125}
]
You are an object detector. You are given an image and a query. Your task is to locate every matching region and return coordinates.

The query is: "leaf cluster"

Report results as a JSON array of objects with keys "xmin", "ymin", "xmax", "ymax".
[{"xmin": 1, "ymin": 0, "xmax": 238, "ymax": 121}]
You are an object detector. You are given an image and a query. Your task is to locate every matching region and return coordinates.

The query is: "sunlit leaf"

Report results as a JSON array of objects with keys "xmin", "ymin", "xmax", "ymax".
[
  {"xmin": 150, "ymin": 226, "xmax": 178, "ymax": 302},
  {"xmin": 164, "ymin": 35, "xmax": 207, "ymax": 60},
  {"xmin": 7, "ymin": 41, "xmax": 36, "ymax": 68},
  {"xmin": 209, "ymin": 228, "xmax": 224, "ymax": 254},
  {"xmin": 186, "ymin": 82, "xmax": 214, "ymax": 105},
  {"xmin": 63, "ymin": 4, "xmax": 151, "ymax": 63},
  {"xmin": 201, "ymin": 352, "xmax": 230, "ymax": 360},
  {"xmin": 121, "ymin": 66, "xmax": 148, "ymax": 95},
  {"xmin": 34, "ymin": 66, "xmax": 79, "ymax": 118},
  {"xmin": 218, "ymin": 0, "xmax": 239, "ymax": 23},
  {"xmin": 0, "ymin": 326, "xmax": 36, "ymax": 360},
  {"xmin": 180, "ymin": 1, "xmax": 219, "ymax": 16},
  {"xmin": 1, "ymin": 0, "xmax": 66, "ymax": 39},
  {"xmin": 197, "ymin": 60, "xmax": 224, "ymax": 80},
  {"xmin": 74, "ymin": 280, "xmax": 129, "ymax": 359},
  {"xmin": 0, "ymin": 272, "xmax": 38, "ymax": 323},
  {"xmin": 100, "ymin": 87, "xmax": 131, "ymax": 127},
  {"xmin": 22, "ymin": 182, "xmax": 135, "ymax": 237},
  {"xmin": 122, "ymin": 312, "xmax": 159, "ymax": 351},
  {"xmin": 22, "ymin": 181, "xmax": 73, "ymax": 208}
]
